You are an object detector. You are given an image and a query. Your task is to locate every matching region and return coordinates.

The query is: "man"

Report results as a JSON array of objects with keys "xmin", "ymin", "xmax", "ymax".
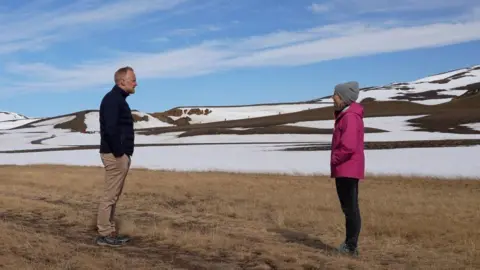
[{"xmin": 96, "ymin": 66, "xmax": 137, "ymax": 247}]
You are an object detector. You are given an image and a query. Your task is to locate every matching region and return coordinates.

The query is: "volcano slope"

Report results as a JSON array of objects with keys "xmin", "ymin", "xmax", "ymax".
[
  {"xmin": 133, "ymin": 85, "xmax": 480, "ymax": 150},
  {"xmin": 2, "ymin": 86, "xmax": 479, "ymax": 153},
  {"xmin": 138, "ymin": 66, "xmax": 480, "ymax": 146},
  {"xmin": 1, "ymin": 65, "xmax": 479, "ymax": 153}
]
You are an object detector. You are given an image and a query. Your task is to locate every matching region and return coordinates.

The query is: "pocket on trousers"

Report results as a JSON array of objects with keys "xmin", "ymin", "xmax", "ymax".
[{"xmin": 115, "ymin": 155, "xmax": 129, "ymax": 171}]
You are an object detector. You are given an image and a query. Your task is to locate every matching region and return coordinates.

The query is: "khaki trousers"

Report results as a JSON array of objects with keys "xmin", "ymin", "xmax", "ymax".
[{"xmin": 97, "ymin": 153, "xmax": 131, "ymax": 236}]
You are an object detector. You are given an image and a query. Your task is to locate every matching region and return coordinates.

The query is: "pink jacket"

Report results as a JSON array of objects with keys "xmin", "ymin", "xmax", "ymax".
[{"xmin": 330, "ymin": 102, "xmax": 365, "ymax": 180}]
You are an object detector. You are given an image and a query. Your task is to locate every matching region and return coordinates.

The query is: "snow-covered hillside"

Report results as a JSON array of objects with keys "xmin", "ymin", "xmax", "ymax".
[
  {"xmin": 0, "ymin": 65, "xmax": 479, "ymax": 179},
  {"xmin": 0, "ymin": 119, "xmax": 40, "ymax": 130},
  {"xmin": 165, "ymin": 103, "xmax": 333, "ymax": 125},
  {"xmin": 0, "ymin": 111, "xmax": 39, "ymax": 130},
  {"xmin": 313, "ymin": 65, "xmax": 480, "ymax": 105},
  {"xmin": 0, "ymin": 110, "xmax": 172, "ymax": 131},
  {"xmin": 84, "ymin": 111, "xmax": 171, "ymax": 132},
  {"xmin": 23, "ymin": 114, "xmax": 480, "ymax": 149},
  {"xmin": 0, "ymin": 111, "xmax": 28, "ymax": 122},
  {"xmin": 0, "ymin": 113, "xmax": 479, "ymax": 178},
  {"xmin": 160, "ymin": 65, "xmax": 480, "ymax": 125}
]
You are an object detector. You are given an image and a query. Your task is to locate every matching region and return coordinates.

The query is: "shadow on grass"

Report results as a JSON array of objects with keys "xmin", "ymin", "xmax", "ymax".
[{"xmin": 268, "ymin": 228, "xmax": 338, "ymax": 254}]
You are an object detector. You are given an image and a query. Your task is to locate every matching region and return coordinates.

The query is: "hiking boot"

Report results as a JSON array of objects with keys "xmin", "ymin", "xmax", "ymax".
[
  {"xmin": 95, "ymin": 232, "xmax": 130, "ymax": 247},
  {"xmin": 111, "ymin": 231, "xmax": 131, "ymax": 243},
  {"xmin": 337, "ymin": 242, "xmax": 359, "ymax": 257}
]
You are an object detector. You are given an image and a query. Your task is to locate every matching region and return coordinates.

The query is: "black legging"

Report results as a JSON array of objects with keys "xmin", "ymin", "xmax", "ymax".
[{"xmin": 335, "ymin": 177, "xmax": 361, "ymax": 250}]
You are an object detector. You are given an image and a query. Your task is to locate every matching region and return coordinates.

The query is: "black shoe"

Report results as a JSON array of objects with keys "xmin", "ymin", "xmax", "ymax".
[
  {"xmin": 95, "ymin": 233, "xmax": 130, "ymax": 247},
  {"xmin": 337, "ymin": 242, "xmax": 359, "ymax": 257},
  {"xmin": 111, "ymin": 232, "xmax": 131, "ymax": 243}
]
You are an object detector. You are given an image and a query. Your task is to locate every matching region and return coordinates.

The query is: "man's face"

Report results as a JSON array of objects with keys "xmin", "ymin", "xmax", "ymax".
[{"xmin": 119, "ymin": 70, "xmax": 137, "ymax": 94}]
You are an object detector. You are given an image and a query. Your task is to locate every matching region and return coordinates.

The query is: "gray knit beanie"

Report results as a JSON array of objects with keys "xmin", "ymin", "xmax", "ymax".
[{"xmin": 334, "ymin": 81, "xmax": 360, "ymax": 105}]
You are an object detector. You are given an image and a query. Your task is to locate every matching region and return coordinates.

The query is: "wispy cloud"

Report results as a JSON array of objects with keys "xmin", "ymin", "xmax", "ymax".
[
  {"xmin": 319, "ymin": 0, "xmax": 477, "ymax": 14},
  {"xmin": 0, "ymin": 0, "xmax": 187, "ymax": 54},
  {"xmin": 168, "ymin": 25, "xmax": 222, "ymax": 37},
  {"xmin": 2, "ymin": 0, "xmax": 480, "ymax": 96},
  {"xmin": 308, "ymin": 3, "xmax": 331, "ymax": 14},
  {"xmin": 6, "ymin": 16, "xmax": 480, "ymax": 93}
]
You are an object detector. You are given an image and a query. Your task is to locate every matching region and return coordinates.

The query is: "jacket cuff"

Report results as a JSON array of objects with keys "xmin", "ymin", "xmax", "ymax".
[{"xmin": 113, "ymin": 151, "xmax": 124, "ymax": 158}]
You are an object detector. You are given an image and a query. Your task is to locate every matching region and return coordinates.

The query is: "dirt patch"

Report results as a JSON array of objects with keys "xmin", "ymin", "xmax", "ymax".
[
  {"xmin": 0, "ymin": 141, "xmax": 329, "ymax": 154},
  {"xmin": 391, "ymin": 90, "xmax": 457, "ymax": 101},
  {"xmin": 430, "ymin": 71, "xmax": 473, "ymax": 84},
  {"xmin": 161, "ymin": 108, "xmax": 212, "ymax": 118},
  {"xmin": 407, "ymin": 109, "xmax": 480, "ymax": 134},
  {"xmin": 54, "ymin": 111, "xmax": 88, "ymax": 132},
  {"xmin": 13, "ymin": 110, "xmax": 95, "ymax": 132},
  {"xmin": 150, "ymin": 113, "xmax": 193, "ymax": 126},
  {"xmin": 31, "ymin": 135, "xmax": 57, "ymax": 145},
  {"xmin": 360, "ymin": 97, "xmax": 376, "ymax": 103},
  {"xmin": 282, "ymin": 139, "xmax": 480, "ymax": 151},
  {"xmin": 451, "ymin": 82, "xmax": 480, "ymax": 99},
  {"xmin": 175, "ymin": 117, "xmax": 192, "ymax": 126},
  {"xmin": 11, "ymin": 110, "xmax": 95, "ymax": 132},
  {"xmin": 150, "ymin": 112, "xmax": 177, "ymax": 125},
  {"xmin": 187, "ymin": 108, "xmax": 212, "ymax": 115},
  {"xmin": 177, "ymin": 126, "xmax": 386, "ymax": 137},
  {"xmin": 407, "ymin": 88, "xmax": 480, "ymax": 133},
  {"xmin": 162, "ymin": 108, "xmax": 184, "ymax": 117},
  {"xmin": 132, "ymin": 113, "xmax": 148, "ymax": 123}
]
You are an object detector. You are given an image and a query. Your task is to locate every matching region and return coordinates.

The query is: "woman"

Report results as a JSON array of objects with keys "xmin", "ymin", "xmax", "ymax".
[{"xmin": 330, "ymin": 81, "xmax": 365, "ymax": 256}]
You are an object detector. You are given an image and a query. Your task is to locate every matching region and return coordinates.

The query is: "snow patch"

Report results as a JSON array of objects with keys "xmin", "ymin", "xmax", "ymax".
[
  {"xmin": 0, "ymin": 111, "xmax": 28, "ymax": 122},
  {"xmin": 30, "ymin": 116, "xmax": 76, "ymax": 127},
  {"xmin": 462, "ymin": 123, "xmax": 480, "ymax": 131},
  {"xmin": 0, "ymin": 119, "xmax": 40, "ymax": 130},
  {"xmin": 0, "ymin": 145, "xmax": 478, "ymax": 179},
  {"xmin": 84, "ymin": 112, "xmax": 100, "ymax": 132},
  {"xmin": 413, "ymin": 67, "xmax": 470, "ymax": 83},
  {"xmin": 84, "ymin": 111, "xmax": 171, "ymax": 132},
  {"xmin": 313, "ymin": 66, "xmax": 479, "ymax": 104},
  {"xmin": 170, "ymin": 103, "xmax": 332, "ymax": 124}
]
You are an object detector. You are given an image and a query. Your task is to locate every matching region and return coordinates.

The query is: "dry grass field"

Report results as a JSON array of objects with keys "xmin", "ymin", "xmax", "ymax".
[{"xmin": 0, "ymin": 165, "xmax": 479, "ymax": 269}]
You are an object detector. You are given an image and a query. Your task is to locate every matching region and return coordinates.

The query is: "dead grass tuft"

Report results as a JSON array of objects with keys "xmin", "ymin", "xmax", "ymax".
[{"xmin": 0, "ymin": 165, "xmax": 478, "ymax": 269}]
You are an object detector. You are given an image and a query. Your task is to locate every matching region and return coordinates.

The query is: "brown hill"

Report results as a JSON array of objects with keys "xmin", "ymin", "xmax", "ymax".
[
  {"xmin": 138, "ymin": 87, "xmax": 480, "ymax": 136},
  {"xmin": 13, "ymin": 110, "xmax": 170, "ymax": 132},
  {"xmin": 12, "ymin": 110, "xmax": 96, "ymax": 132},
  {"xmin": 11, "ymin": 85, "xmax": 478, "ymax": 138},
  {"xmin": 177, "ymin": 126, "xmax": 386, "ymax": 138},
  {"xmin": 406, "ymin": 87, "xmax": 480, "ymax": 133}
]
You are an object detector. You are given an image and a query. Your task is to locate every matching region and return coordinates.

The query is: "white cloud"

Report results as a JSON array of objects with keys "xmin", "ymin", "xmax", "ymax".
[
  {"xmin": 167, "ymin": 24, "xmax": 222, "ymax": 37},
  {"xmin": 0, "ymin": 0, "xmax": 187, "ymax": 54},
  {"xmin": 6, "ymin": 18, "xmax": 480, "ymax": 93},
  {"xmin": 2, "ymin": 0, "xmax": 479, "ymax": 96}
]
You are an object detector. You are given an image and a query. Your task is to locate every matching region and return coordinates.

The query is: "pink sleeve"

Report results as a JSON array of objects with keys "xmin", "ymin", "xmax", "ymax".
[{"xmin": 331, "ymin": 113, "xmax": 360, "ymax": 166}]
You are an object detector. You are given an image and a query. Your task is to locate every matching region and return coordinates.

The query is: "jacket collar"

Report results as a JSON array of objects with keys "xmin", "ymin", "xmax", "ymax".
[
  {"xmin": 334, "ymin": 104, "xmax": 350, "ymax": 120},
  {"xmin": 112, "ymin": 84, "xmax": 129, "ymax": 98}
]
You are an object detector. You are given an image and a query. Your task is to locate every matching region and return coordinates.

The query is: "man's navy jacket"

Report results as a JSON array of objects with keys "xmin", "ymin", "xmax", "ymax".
[{"xmin": 99, "ymin": 85, "xmax": 134, "ymax": 157}]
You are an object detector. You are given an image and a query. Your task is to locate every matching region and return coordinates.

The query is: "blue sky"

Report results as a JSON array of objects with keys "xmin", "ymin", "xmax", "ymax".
[{"xmin": 1, "ymin": 0, "xmax": 480, "ymax": 117}]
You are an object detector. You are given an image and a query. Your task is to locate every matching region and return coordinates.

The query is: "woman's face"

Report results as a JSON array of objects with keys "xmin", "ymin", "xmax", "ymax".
[{"xmin": 332, "ymin": 94, "xmax": 344, "ymax": 110}]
